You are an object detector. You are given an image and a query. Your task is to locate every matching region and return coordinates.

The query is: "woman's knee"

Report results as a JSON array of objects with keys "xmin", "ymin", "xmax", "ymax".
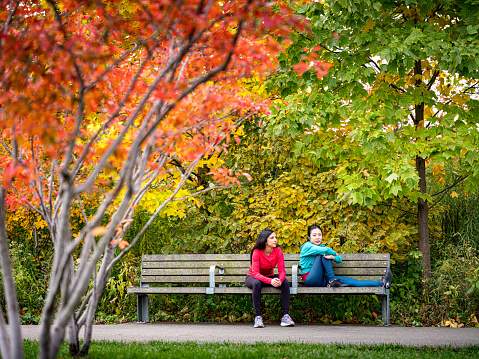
[
  {"xmin": 281, "ymin": 278, "xmax": 289, "ymax": 287},
  {"xmin": 320, "ymin": 255, "xmax": 330, "ymax": 263},
  {"xmin": 251, "ymin": 279, "xmax": 262, "ymax": 290}
]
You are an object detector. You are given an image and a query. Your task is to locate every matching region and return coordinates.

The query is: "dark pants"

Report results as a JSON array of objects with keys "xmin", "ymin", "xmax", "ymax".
[
  {"xmin": 304, "ymin": 255, "xmax": 382, "ymax": 287},
  {"xmin": 244, "ymin": 275, "xmax": 290, "ymax": 317}
]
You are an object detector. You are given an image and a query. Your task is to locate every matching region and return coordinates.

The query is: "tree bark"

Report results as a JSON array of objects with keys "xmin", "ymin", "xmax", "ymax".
[
  {"xmin": 0, "ymin": 187, "xmax": 24, "ymax": 359},
  {"xmin": 414, "ymin": 59, "xmax": 432, "ymax": 277},
  {"xmin": 416, "ymin": 156, "xmax": 432, "ymax": 277},
  {"xmin": 68, "ymin": 316, "xmax": 80, "ymax": 356}
]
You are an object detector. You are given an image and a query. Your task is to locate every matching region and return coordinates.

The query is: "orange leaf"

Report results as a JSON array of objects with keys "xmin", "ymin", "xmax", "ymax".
[
  {"xmin": 92, "ymin": 226, "xmax": 107, "ymax": 236},
  {"xmin": 118, "ymin": 240, "xmax": 129, "ymax": 249}
]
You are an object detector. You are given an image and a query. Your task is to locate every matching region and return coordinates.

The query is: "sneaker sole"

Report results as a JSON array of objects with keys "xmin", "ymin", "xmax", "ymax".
[
  {"xmin": 280, "ymin": 322, "xmax": 295, "ymax": 327},
  {"xmin": 254, "ymin": 324, "xmax": 264, "ymax": 328}
]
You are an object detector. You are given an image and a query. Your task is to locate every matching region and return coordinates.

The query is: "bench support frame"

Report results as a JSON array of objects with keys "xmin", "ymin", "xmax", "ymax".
[
  {"xmin": 382, "ymin": 289, "xmax": 390, "ymax": 326},
  {"xmin": 206, "ymin": 265, "xmax": 225, "ymax": 295},
  {"xmin": 138, "ymin": 283, "xmax": 149, "ymax": 323}
]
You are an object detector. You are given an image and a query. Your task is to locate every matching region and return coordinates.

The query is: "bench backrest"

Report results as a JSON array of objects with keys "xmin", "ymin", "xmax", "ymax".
[{"xmin": 140, "ymin": 253, "xmax": 390, "ymax": 286}]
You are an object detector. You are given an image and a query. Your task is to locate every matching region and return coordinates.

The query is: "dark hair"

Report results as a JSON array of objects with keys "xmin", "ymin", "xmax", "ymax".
[
  {"xmin": 250, "ymin": 229, "xmax": 274, "ymax": 262},
  {"xmin": 307, "ymin": 224, "xmax": 322, "ymax": 238}
]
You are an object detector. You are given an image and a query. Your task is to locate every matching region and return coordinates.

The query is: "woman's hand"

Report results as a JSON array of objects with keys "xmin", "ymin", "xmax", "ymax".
[
  {"xmin": 271, "ymin": 278, "xmax": 282, "ymax": 287},
  {"xmin": 323, "ymin": 255, "xmax": 336, "ymax": 260}
]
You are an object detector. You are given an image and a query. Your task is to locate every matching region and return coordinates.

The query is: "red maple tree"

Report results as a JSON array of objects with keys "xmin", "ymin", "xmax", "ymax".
[{"xmin": 0, "ymin": 1, "xmax": 306, "ymax": 358}]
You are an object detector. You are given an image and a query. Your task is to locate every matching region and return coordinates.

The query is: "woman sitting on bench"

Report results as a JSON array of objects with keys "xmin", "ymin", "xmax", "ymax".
[
  {"xmin": 245, "ymin": 229, "xmax": 295, "ymax": 328},
  {"xmin": 300, "ymin": 224, "xmax": 392, "ymax": 288}
]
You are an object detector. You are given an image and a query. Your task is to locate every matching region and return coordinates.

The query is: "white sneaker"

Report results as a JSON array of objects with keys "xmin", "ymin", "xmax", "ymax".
[
  {"xmin": 254, "ymin": 316, "xmax": 264, "ymax": 328},
  {"xmin": 280, "ymin": 314, "xmax": 295, "ymax": 327}
]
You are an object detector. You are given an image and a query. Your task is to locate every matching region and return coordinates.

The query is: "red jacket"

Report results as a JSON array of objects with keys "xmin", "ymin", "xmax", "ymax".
[{"xmin": 247, "ymin": 247, "xmax": 286, "ymax": 284}]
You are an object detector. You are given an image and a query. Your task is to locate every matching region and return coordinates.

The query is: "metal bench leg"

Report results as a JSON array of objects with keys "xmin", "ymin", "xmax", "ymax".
[
  {"xmin": 138, "ymin": 294, "xmax": 149, "ymax": 323},
  {"xmin": 381, "ymin": 292, "xmax": 390, "ymax": 326}
]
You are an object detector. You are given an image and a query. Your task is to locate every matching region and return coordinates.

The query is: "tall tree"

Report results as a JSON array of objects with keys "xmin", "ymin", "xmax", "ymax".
[
  {"xmin": 0, "ymin": 1, "xmax": 303, "ymax": 358},
  {"xmin": 152, "ymin": 116, "xmax": 417, "ymax": 260},
  {"xmin": 267, "ymin": 0, "xmax": 479, "ymax": 275}
]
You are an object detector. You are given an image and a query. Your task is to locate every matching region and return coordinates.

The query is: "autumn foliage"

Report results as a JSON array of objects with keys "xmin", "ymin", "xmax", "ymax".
[
  {"xmin": 0, "ymin": 1, "xmax": 306, "ymax": 358},
  {"xmin": 0, "ymin": 0, "xmax": 300, "ymax": 202}
]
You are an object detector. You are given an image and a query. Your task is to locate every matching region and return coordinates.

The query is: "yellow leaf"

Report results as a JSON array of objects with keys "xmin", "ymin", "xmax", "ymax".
[
  {"xmin": 424, "ymin": 106, "xmax": 433, "ymax": 118},
  {"xmin": 332, "ymin": 320, "xmax": 342, "ymax": 325},
  {"xmin": 362, "ymin": 20, "xmax": 375, "ymax": 33},
  {"xmin": 452, "ymin": 94, "xmax": 467, "ymax": 105},
  {"xmin": 432, "ymin": 163, "xmax": 444, "ymax": 176},
  {"xmin": 450, "ymin": 191, "xmax": 459, "ymax": 198}
]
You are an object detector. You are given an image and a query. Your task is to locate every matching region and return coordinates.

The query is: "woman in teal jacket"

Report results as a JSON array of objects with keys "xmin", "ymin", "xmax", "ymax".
[{"xmin": 300, "ymin": 224, "xmax": 392, "ymax": 288}]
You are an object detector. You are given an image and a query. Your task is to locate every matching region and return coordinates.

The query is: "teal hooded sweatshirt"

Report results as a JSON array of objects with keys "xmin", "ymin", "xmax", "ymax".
[{"xmin": 299, "ymin": 241, "xmax": 342, "ymax": 274}]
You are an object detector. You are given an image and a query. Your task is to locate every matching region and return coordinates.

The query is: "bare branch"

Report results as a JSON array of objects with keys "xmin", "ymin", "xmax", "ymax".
[
  {"xmin": 380, "ymin": 201, "xmax": 417, "ymax": 216},
  {"xmin": 429, "ymin": 176, "xmax": 468, "ymax": 210},
  {"xmin": 85, "ymin": 44, "xmax": 139, "ymax": 91},
  {"xmin": 1, "ymin": 0, "xmax": 20, "ymax": 35},
  {"xmin": 0, "ymin": 139, "xmax": 13, "ymax": 157},
  {"xmin": 171, "ymin": 184, "xmax": 228, "ymax": 201},
  {"xmin": 427, "ymin": 70, "xmax": 440, "ymax": 91}
]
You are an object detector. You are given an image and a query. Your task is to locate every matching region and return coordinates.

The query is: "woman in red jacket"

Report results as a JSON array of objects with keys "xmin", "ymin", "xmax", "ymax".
[{"xmin": 245, "ymin": 229, "xmax": 295, "ymax": 328}]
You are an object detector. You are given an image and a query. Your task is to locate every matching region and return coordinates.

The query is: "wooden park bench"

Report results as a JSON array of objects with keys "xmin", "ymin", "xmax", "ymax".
[{"xmin": 126, "ymin": 253, "xmax": 391, "ymax": 325}]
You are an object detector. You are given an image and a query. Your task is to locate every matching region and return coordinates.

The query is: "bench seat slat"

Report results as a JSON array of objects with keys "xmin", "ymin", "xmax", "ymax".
[
  {"xmin": 143, "ymin": 254, "xmax": 251, "ymax": 261},
  {"xmin": 331, "ymin": 260, "xmax": 388, "ymax": 268},
  {"xmin": 140, "ymin": 275, "xmax": 384, "ymax": 283},
  {"xmin": 142, "ymin": 267, "xmax": 387, "ymax": 277},
  {"xmin": 142, "ymin": 260, "xmax": 389, "ymax": 270},
  {"xmin": 127, "ymin": 287, "xmax": 207, "ymax": 294},
  {"xmin": 141, "ymin": 275, "xmax": 246, "ymax": 283},
  {"xmin": 142, "ymin": 253, "xmax": 389, "ymax": 262},
  {"xmin": 127, "ymin": 286, "xmax": 386, "ymax": 295},
  {"xmin": 143, "ymin": 261, "xmax": 252, "ymax": 269}
]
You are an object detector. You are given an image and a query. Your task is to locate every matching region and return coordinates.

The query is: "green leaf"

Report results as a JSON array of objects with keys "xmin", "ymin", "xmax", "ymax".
[
  {"xmin": 385, "ymin": 173, "xmax": 399, "ymax": 183},
  {"xmin": 467, "ymin": 25, "xmax": 478, "ymax": 34},
  {"xmin": 391, "ymin": 185, "xmax": 401, "ymax": 196}
]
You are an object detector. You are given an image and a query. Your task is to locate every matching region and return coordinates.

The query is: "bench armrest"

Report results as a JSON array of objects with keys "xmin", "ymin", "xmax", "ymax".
[
  {"xmin": 206, "ymin": 265, "xmax": 225, "ymax": 294},
  {"xmin": 291, "ymin": 265, "xmax": 299, "ymax": 295}
]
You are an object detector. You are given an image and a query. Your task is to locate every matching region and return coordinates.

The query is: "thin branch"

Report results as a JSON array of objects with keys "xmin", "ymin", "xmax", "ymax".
[
  {"xmin": 76, "ymin": 194, "xmax": 89, "ymax": 226},
  {"xmin": 427, "ymin": 70, "xmax": 440, "ymax": 91},
  {"xmin": 0, "ymin": 139, "xmax": 13, "ymax": 156},
  {"xmin": 171, "ymin": 185, "xmax": 228, "ymax": 201},
  {"xmin": 85, "ymin": 44, "xmax": 139, "ymax": 91},
  {"xmin": 380, "ymin": 201, "xmax": 417, "ymax": 216},
  {"xmin": 1, "ymin": 0, "xmax": 20, "ymax": 35},
  {"xmin": 429, "ymin": 176, "xmax": 468, "ymax": 211},
  {"xmin": 432, "ymin": 176, "xmax": 467, "ymax": 197},
  {"xmin": 106, "ymin": 154, "xmax": 204, "ymax": 271},
  {"xmin": 75, "ymin": 289, "xmax": 93, "ymax": 321},
  {"xmin": 73, "ymin": 44, "xmax": 155, "ymax": 178}
]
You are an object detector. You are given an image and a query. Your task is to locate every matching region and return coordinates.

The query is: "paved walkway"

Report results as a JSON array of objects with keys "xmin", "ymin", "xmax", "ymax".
[{"xmin": 20, "ymin": 323, "xmax": 479, "ymax": 347}]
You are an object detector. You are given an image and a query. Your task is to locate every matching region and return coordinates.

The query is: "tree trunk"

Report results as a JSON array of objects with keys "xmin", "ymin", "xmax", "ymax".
[
  {"xmin": 0, "ymin": 187, "xmax": 24, "ymax": 359},
  {"xmin": 68, "ymin": 316, "xmax": 80, "ymax": 356},
  {"xmin": 414, "ymin": 59, "xmax": 432, "ymax": 277},
  {"xmin": 39, "ymin": 185, "xmax": 74, "ymax": 359},
  {"xmin": 416, "ymin": 156, "xmax": 432, "ymax": 277},
  {"xmin": 78, "ymin": 247, "xmax": 115, "ymax": 356}
]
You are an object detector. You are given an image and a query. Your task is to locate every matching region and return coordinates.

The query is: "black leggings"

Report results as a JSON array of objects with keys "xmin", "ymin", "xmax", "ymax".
[{"xmin": 244, "ymin": 275, "xmax": 290, "ymax": 317}]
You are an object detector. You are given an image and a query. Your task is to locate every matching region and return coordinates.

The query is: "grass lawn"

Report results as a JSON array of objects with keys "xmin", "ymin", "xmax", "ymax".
[{"xmin": 23, "ymin": 341, "xmax": 479, "ymax": 358}]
